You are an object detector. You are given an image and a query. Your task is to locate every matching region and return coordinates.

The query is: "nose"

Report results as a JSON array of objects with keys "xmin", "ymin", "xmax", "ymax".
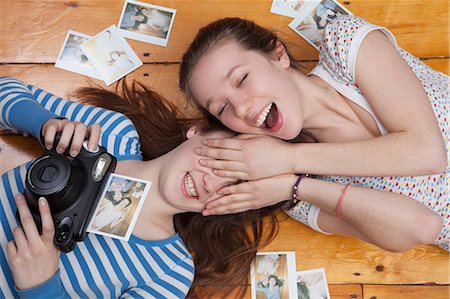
[
  {"xmin": 229, "ymin": 93, "xmax": 251, "ymax": 120},
  {"xmin": 202, "ymin": 173, "xmax": 235, "ymax": 194}
]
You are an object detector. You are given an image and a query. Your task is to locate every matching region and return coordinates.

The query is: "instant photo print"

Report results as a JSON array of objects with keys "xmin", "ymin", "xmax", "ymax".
[
  {"xmin": 296, "ymin": 268, "xmax": 331, "ymax": 299},
  {"xmin": 118, "ymin": 0, "xmax": 177, "ymax": 47},
  {"xmin": 80, "ymin": 25, "xmax": 143, "ymax": 85},
  {"xmin": 289, "ymin": 0, "xmax": 352, "ymax": 50},
  {"xmin": 55, "ymin": 30, "xmax": 102, "ymax": 80},
  {"xmin": 251, "ymin": 252, "xmax": 297, "ymax": 299},
  {"xmin": 87, "ymin": 173, "xmax": 151, "ymax": 241},
  {"xmin": 270, "ymin": 0, "xmax": 316, "ymax": 18}
]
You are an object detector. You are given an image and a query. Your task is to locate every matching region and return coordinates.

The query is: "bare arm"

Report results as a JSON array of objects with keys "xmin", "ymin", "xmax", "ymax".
[
  {"xmin": 293, "ymin": 31, "xmax": 446, "ymax": 177},
  {"xmin": 205, "ymin": 174, "xmax": 443, "ymax": 252},
  {"xmin": 299, "ymin": 177, "xmax": 443, "ymax": 252}
]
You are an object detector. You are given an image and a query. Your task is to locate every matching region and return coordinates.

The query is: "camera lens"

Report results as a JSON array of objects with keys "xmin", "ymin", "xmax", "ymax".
[{"xmin": 26, "ymin": 153, "xmax": 79, "ymax": 213}]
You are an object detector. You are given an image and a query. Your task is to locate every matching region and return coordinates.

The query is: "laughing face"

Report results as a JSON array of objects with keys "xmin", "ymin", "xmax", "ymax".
[
  {"xmin": 188, "ymin": 40, "xmax": 304, "ymax": 140},
  {"xmin": 158, "ymin": 129, "xmax": 237, "ymax": 213}
]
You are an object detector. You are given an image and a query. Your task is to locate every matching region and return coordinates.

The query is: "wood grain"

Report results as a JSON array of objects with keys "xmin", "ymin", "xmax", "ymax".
[
  {"xmin": 0, "ymin": 0, "xmax": 448, "ymax": 63},
  {"xmin": 1, "ymin": 1, "xmax": 449, "ymax": 298},
  {"xmin": 363, "ymin": 284, "xmax": 450, "ymax": 299}
]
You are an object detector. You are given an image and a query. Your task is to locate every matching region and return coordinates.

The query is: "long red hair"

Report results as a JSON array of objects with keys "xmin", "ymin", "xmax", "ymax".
[{"xmin": 73, "ymin": 79, "xmax": 284, "ymax": 298}]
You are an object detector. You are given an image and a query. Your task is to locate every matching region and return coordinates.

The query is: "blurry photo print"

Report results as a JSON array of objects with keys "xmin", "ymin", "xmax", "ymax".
[
  {"xmin": 289, "ymin": 0, "xmax": 351, "ymax": 50},
  {"xmin": 270, "ymin": 0, "xmax": 316, "ymax": 18},
  {"xmin": 80, "ymin": 25, "xmax": 143, "ymax": 85},
  {"xmin": 251, "ymin": 252, "xmax": 297, "ymax": 299},
  {"xmin": 296, "ymin": 268, "xmax": 330, "ymax": 299},
  {"xmin": 87, "ymin": 173, "xmax": 151, "ymax": 241},
  {"xmin": 55, "ymin": 30, "xmax": 102, "ymax": 80},
  {"xmin": 118, "ymin": 0, "xmax": 176, "ymax": 47}
]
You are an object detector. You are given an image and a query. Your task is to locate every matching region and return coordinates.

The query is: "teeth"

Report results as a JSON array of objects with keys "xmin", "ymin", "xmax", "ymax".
[
  {"xmin": 185, "ymin": 173, "xmax": 198, "ymax": 197},
  {"xmin": 255, "ymin": 103, "xmax": 273, "ymax": 127}
]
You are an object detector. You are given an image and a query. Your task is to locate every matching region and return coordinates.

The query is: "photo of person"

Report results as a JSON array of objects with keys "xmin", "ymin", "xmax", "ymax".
[
  {"xmin": 80, "ymin": 25, "xmax": 142, "ymax": 85},
  {"xmin": 296, "ymin": 268, "xmax": 330, "ymax": 299},
  {"xmin": 251, "ymin": 252, "xmax": 297, "ymax": 299},
  {"xmin": 117, "ymin": 0, "xmax": 176, "ymax": 47},
  {"xmin": 87, "ymin": 174, "xmax": 151, "ymax": 240},
  {"xmin": 288, "ymin": 0, "xmax": 351, "ymax": 49},
  {"xmin": 55, "ymin": 30, "xmax": 101, "ymax": 79},
  {"xmin": 270, "ymin": 0, "xmax": 309, "ymax": 18}
]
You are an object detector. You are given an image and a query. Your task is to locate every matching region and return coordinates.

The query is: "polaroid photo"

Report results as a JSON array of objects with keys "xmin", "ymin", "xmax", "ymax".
[
  {"xmin": 289, "ymin": 0, "xmax": 352, "ymax": 50},
  {"xmin": 117, "ymin": 0, "xmax": 177, "ymax": 47},
  {"xmin": 55, "ymin": 30, "xmax": 102, "ymax": 80},
  {"xmin": 296, "ymin": 268, "xmax": 331, "ymax": 299},
  {"xmin": 251, "ymin": 252, "xmax": 298, "ymax": 299},
  {"xmin": 87, "ymin": 173, "xmax": 151, "ymax": 241},
  {"xmin": 80, "ymin": 25, "xmax": 143, "ymax": 86},
  {"xmin": 270, "ymin": 0, "xmax": 319, "ymax": 18}
]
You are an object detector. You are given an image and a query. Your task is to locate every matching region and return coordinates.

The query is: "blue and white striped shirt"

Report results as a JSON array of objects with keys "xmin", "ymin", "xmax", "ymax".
[{"xmin": 0, "ymin": 77, "xmax": 195, "ymax": 298}]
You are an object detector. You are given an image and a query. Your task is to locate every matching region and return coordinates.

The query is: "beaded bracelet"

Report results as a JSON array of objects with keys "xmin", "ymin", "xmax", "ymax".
[{"xmin": 291, "ymin": 174, "xmax": 307, "ymax": 204}]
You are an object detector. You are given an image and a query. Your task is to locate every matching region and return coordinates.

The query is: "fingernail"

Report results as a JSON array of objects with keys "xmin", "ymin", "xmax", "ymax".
[
  {"xmin": 203, "ymin": 210, "xmax": 210, "ymax": 216},
  {"xmin": 202, "ymin": 140, "xmax": 208, "ymax": 145},
  {"xmin": 46, "ymin": 144, "xmax": 52, "ymax": 150},
  {"xmin": 56, "ymin": 147, "xmax": 63, "ymax": 154},
  {"xmin": 194, "ymin": 148, "xmax": 202, "ymax": 155},
  {"xmin": 39, "ymin": 197, "xmax": 46, "ymax": 206},
  {"xmin": 70, "ymin": 150, "xmax": 77, "ymax": 157},
  {"xmin": 199, "ymin": 160, "xmax": 207, "ymax": 166}
]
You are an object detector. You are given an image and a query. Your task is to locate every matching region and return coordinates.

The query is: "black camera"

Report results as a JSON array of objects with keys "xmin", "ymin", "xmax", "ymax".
[{"xmin": 20, "ymin": 134, "xmax": 117, "ymax": 252}]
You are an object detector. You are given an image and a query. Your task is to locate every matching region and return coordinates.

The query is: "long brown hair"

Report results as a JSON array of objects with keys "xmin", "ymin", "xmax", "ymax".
[
  {"xmin": 73, "ymin": 79, "xmax": 284, "ymax": 298},
  {"xmin": 179, "ymin": 17, "xmax": 316, "ymax": 143}
]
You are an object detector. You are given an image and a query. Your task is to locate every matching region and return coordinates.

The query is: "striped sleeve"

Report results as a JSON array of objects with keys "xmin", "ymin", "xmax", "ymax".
[
  {"xmin": 0, "ymin": 77, "xmax": 58, "ymax": 139},
  {"xmin": 0, "ymin": 77, "xmax": 142, "ymax": 160}
]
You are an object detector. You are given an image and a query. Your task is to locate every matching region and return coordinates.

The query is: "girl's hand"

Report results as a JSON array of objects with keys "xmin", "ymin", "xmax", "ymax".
[
  {"xmin": 41, "ymin": 119, "xmax": 101, "ymax": 157},
  {"xmin": 6, "ymin": 194, "xmax": 60, "ymax": 290},
  {"xmin": 202, "ymin": 174, "xmax": 297, "ymax": 215},
  {"xmin": 195, "ymin": 134, "xmax": 293, "ymax": 180}
]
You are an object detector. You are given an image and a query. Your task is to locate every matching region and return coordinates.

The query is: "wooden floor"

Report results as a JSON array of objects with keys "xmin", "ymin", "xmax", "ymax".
[{"xmin": 1, "ymin": 0, "xmax": 449, "ymax": 298}]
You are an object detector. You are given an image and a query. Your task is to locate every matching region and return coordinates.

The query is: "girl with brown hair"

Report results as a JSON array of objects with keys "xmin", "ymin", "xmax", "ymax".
[
  {"xmin": 0, "ymin": 76, "xmax": 281, "ymax": 298},
  {"xmin": 179, "ymin": 16, "xmax": 449, "ymax": 252}
]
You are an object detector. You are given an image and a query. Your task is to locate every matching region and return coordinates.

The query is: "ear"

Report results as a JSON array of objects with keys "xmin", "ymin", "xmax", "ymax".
[
  {"xmin": 272, "ymin": 41, "xmax": 291, "ymax": 69},
  {"xmin": 186, "ymin": 125, "xmax": 200, "ymax": 139}
]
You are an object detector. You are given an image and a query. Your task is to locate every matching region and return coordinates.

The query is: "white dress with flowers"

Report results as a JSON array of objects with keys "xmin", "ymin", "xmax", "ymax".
[{"xmin": 284, "ymin": 15, "xmax": 450, "ymax": 251}]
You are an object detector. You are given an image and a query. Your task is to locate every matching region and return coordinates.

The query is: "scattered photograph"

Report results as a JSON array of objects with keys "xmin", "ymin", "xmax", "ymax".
[
  {"xmin": 117, "ymin": 0, "xmax": 176, "ymax": 47},
  {"xmin": 55, "ymin": 30, "xmax": 102, "ymax": 80},
  {"xmin": 270, "ymin": 0, "xmax": 318, "ymax": 18},
  {"xmin": 296, "ymin": 268, "xmax": 330, "ymax": 299},
  {"xmin": 87, "ymin": 173, "xmax": 151, "ymax": 241},
  {"xmin": 80, "ymin": 25, "xmax": 143, "ymax": 86},
  {"xmin": 251, "ymin": 252, "xmax": 298, "ymax": 299},
  {"xmin": 289, "ymin": 0, "xmax": 352, "ymax": 50}
]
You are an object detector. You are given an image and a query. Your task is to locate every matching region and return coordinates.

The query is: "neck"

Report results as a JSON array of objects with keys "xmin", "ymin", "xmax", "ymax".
[
  {"xmin": 115, "ymin": 158, "xmax": 178, "ymax": 240},
  {"xmin": 293, "ymin": 72, "xmax": 356, "ymax": 140}
]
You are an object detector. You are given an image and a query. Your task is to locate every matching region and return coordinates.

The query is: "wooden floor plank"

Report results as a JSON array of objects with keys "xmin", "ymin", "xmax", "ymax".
[
  {"xmin": 0, "ymin": 0, "xmax": 448, "ymax": 63},
  {"xmin": 363, "ymin": 284, "xmax": 450, "ymax": 299}
]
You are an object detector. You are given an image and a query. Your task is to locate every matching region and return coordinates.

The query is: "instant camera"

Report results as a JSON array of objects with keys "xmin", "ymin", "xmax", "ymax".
[{"xmin": 20, "ymin": 134, "xmax": 117, "ymax": 252}]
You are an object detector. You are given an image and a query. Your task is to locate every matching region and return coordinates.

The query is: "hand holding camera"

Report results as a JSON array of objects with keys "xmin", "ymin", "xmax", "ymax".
[
  {"xmin": 7, "ymin": 194, "xmax": 60, "ymax": 290},
  {"xmin": 17, "ymin": 118, "xmax": 117, "ymax": 253}
]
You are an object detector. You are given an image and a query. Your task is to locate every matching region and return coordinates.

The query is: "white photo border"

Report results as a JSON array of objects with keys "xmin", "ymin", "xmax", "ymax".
[
  {"xmin": 288, "ymin": 0, "xmax": 352, "ymax": 50},
  {"xmin": 55, "ymin": 30, "xmax": 102, "ymax": 80},
  {"xmin": 117, "ymin": 0, "xmax": 177, "ymax": 47},
  {"xmin": 86, "ymin": 173, "xmax": 151, "ymax": 241},
  {"xmin": 80, "ymin": 25, "xmax": 143, "ymax": 86},
  {"xmin": 251, "ymin": 251, "xmax": 298, "ymax": 299},
  {"xmin": 296, "ymin": 268, "xmax": 331, "ymax": 299}
]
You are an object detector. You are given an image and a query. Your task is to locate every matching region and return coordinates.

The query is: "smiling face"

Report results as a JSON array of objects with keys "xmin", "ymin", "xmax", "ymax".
[
  {"xmin": 158, "ymin": 129, "xmax": 237, "ymax": 213},
  {"xmin": 188, "ymin": 40, "xmax": 304, "ymax": 140}
]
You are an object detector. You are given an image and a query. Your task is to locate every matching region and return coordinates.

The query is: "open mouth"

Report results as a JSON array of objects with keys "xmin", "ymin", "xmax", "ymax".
[
  {"xmin": 254, "ymin": 102, "xmax": 279, "ymax": 129},
  {"xmin": 183, "ymin": 172, "xmax": 199, "ymax": 199}
]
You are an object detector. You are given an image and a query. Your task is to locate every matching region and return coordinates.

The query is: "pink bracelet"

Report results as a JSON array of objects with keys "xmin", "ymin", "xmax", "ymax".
[{"xmin": 335, "ymin": 184, "xmax": 350, "ymax": 219}]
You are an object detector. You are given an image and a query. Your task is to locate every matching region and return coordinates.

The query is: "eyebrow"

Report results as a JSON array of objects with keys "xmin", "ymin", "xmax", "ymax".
[{"xmin": 205, "ymin": 64, "xmax": 243, "ymax": 112}]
